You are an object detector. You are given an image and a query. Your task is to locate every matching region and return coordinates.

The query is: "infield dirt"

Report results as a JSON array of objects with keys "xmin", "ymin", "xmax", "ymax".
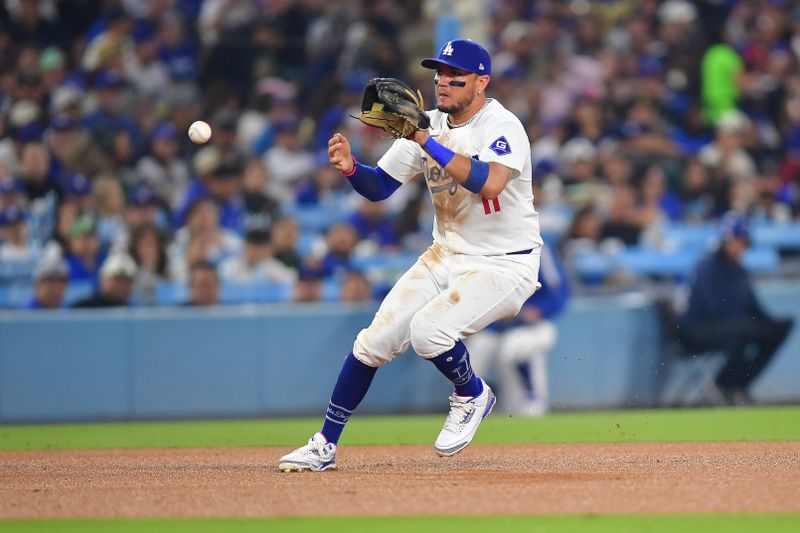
[{"xmin": 2, "ymin": 441, "xmax": 799, "ymax": 517}]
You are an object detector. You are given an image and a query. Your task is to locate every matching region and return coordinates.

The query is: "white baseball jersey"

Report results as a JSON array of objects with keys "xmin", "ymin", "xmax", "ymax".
[{"xmin": 378, "ymin": 98, "xmax": 543, "ymax": 255}]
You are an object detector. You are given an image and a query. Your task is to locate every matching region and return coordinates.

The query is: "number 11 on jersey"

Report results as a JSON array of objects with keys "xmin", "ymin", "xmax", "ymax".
[{"xmin": 482, "ymin": 197, "xmax": 501, "ymax": 214}]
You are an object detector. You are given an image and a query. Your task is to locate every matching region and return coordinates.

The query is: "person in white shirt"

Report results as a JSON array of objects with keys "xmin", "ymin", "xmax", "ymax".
[
  {"xmin": 167, "ymin": 198, "xmax": 242, "ymax": 282},
  {"xmin": 280, "ymin": 39, "xmax": 542, "ymax": 472},
  {"xmin": 135, "ymin": 123, "xmax": 191, "ymax": 210},
  {"xmin": 218, "ymin": 228, "xmax": 297, "ymax": 284}
]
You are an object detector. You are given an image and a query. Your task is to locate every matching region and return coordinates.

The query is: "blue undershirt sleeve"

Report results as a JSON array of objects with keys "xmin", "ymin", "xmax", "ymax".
[{"xmin": 344, "ymin": 160, "xmax": 402, "ymax": 201}]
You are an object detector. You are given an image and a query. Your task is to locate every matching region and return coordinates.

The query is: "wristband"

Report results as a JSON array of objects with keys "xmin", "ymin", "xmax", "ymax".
[
  {"xmin": 463, "ymin": 158, "xmax": 490, "ymax": 193},
  {"xmin": 422, "ymin": 137, "xmax": 456, "ymax": 168},
  {"xmin": 340, "ymin": 155, "xmax": 358, "ymax": 177}
]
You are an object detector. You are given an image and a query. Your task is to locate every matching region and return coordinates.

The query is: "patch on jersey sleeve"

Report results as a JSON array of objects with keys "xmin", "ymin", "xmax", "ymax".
[{"xmin": 489, "ymin": 136, "xmax": 511, "ymax": 156}]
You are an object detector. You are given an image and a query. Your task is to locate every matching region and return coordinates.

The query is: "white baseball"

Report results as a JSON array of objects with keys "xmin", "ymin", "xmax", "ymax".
[{"xmin": 188, "ymin": 120, "xmax": 212, "ymax": 144}]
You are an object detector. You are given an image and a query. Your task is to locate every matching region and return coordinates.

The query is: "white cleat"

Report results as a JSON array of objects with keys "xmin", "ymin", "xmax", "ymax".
[
  {"xmin": 278, "ymin": 432, "xmax": 337, "ymax": 472},
  {"xmin": 434, "ymin": 378, "xmax": 496, "ymax": 457}
]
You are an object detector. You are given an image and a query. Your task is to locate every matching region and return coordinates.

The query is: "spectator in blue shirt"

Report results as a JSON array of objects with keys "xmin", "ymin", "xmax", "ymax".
[
  {"xmin": 60, "ymin": 173, "xmax": 94, "ymax": 214},
  {"xmin": 64, "ymin": 216, "xmax": 104, "ymax": 284},
  {"xmin": 158, "ymin": 12, "xmax": 198, "ymax": 81},
  {"xmin": 300, "ymin": 222, "xmax": 358, "ymax": 280},
  {"xmin": 174, "ymin": 156, "xmax": 246, "ymax": 233},
  {"xmin": 84, "ymin": 71, "xmax": 141, "ymax": 154},
  {"xmin": 678, "ymin": 212, "xmax": 794, "ymax": 405},
  {"xmin": 347, "ymin": 199, "xmax": 398, "ymax": 250},
  {"xmin": 295, "ymin": 158, "xmax": 347, "ymax": 207},
  {"xmin": 0, "ymin": 204, "xmax": 40, "ymax": 282}
]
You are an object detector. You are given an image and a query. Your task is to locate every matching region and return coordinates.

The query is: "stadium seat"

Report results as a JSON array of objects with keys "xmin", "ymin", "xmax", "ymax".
[
  {"xmin": 571, "ymin": 242, "xmax": 781, "ymax": 284},
  {"xmin": 221, "ymin": 280, "xmax": 293, "ymax": 303},
  {"xmin": 296, "ymin": 230, "xmax": 320, "ymax": 257},
  {"xmin": 659, "ymin": 222, "xmax": 717, "ymax": 252},
  {"xmin": 661, "ymin": 221, "xmax": 800, "ymax": 253},
  {"xmin": 321, "ymin": 278, "xmax": 341, "ymax": 302},
  {"xmin": 752, "ymin": 222, "xmax": 800, "ymax": 251},
  {"xmin": 741, "ymin": 247, "xmax": 781, "ymax": 273},
  {"xmin": 617, "ymin": 247, "xmax": 700, "ymax": 278},
  {"xmin": 0, "ymin": 259, "xmax": 38, "ymax": 283},
  {"xmin": 220, "ymin": 281, "xmax": 254, "ymax": 303},
  {"xmin": 352, "ymin": 252, "xmax": 419, "ymax": 284},
  {"xmin": 155, "ymin": 281, "xmax": 188, "ymax": 306},
  {"xmin": 64, "ymin": 280, "xmax": 96, "ymax": 305},
  {"xmin": 571, "ymin": 251, "xmax": 614, "ymax": 284},
  {"xmin": 250, "ymin": 281, "xmax": 294, "ymax": 303},
  {"xmin": 0, "ymin": 279, "xmax": 96, "ymax": 309},
  {"xmin": 282, "ymin": 204, "xmax": 351, "ymax": 232},
  {"xmin": 0, "ymin": 284, "xmax": 32, "ymax": 308}
]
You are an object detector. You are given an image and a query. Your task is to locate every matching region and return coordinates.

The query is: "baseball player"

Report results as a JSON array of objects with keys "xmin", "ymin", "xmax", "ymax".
[
  {"xmin": 279, "ymin": 39, "xmax": 542, "ymax": 472},
  {"xmin": 466, "ymin": 243, "xmax": 570, "ymax": 416}
]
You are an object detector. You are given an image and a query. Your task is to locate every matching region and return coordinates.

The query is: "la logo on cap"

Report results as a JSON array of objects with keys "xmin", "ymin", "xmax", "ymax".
[
  {"xmin": 479, "ymin": 63, "xmax": 484, "ymax": 70},
  {"xmin": 442, "ymin": 41, "xmax": 454, "ymax": 56}
]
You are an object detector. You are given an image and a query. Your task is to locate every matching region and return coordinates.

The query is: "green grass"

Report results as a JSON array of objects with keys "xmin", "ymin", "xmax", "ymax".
[
  {"xmin": 1, "ymin": 515, "xmax": 799, "ymax": 532},
  {"xmin": 1, "ymin": 406, "xmax": 799, "ymax": 451}
]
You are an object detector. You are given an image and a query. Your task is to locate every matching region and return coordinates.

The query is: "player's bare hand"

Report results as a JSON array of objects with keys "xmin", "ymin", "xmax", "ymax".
[
  {"xmin": 409, "ymin": 129, "xmax": 430, "ymax": 145},
  {"xmin": 328, "ymin": 133, "xmax": 354, "ymax": 174}
]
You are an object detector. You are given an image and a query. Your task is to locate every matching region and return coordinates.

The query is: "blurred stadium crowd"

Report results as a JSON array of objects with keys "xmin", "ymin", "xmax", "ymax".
[{"xmin": 0, "ymin": 0, "xmax": 799, "ymax": 309}]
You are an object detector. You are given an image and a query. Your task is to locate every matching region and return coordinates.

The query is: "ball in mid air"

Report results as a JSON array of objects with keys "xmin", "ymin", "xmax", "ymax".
[{"xmin": 188, "ymin": 120, "xmax": 212, "ymax": 144}]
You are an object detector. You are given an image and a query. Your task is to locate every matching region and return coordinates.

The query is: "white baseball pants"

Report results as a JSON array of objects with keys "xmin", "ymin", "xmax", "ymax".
[{"xmin": 353, "ymin": 242, "xmax": 540, "ymax": 366}]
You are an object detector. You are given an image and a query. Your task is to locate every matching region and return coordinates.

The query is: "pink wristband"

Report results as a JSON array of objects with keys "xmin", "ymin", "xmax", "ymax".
[{"xmin": 340, "ymin": 156, "xmax": 358, "ymax": 177}]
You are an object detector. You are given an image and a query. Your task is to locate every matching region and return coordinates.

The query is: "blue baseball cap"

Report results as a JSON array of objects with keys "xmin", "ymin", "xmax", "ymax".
[
  {"xmin": 94, "ymin": 71, "xmax": 126, "ymax": 90},
  {"xmin": 15, "ymin": 122, "xmax": 44, "ymax": 142},
  {"xmin": 719, "ymin": 211, "xmax": 751, "ymax": 241},
  {"xmin": 132, "ymin": 23, "xmax": 156, "ymax": 44},
  {"xmin": 532, "ymin": 159, "xmax": 555, "ymax": 181},
  {"xmin": 51, "ymin": 114, "xmax": 81, "ymax": 131},
  {"xmin": 151, "ymin": 122, "xmax": 178, "ymax": 142},
  {"xmin": 64, "ymin": 173, "xmax": 92, "ymax": 197},
  {"xmin": 0, "ymin": 204, "xmax": 27, "ymax": 226},
  {"xmin": 128, "ymin": 182, "xmax": 159, "ymax": 206},
  {"xmin": 0, "ymin": 179, "xmax": 23, "ymax": 194},
  {"xmin": 421, "ymin": 39, "xmax": 492, "ymax": 76}
]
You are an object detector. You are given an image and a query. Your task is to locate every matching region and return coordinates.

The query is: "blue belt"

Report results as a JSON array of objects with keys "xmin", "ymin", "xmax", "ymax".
[{"xmin": 507, "ymin": 248, "xmax": 533, "ymax": 255}]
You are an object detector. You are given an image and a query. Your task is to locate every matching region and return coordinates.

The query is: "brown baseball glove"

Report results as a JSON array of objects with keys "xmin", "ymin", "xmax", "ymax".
[{"xmin": 358, "ymin": 77, "xmax": 431, "ymax": 139}]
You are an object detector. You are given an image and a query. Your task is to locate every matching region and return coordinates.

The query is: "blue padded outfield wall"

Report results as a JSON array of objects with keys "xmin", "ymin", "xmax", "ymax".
[{"xmin": 1, "ymin": 280, "xmax": 799, "ymax": 422}]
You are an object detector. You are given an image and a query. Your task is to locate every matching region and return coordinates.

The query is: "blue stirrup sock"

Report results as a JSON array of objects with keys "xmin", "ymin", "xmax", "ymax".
[
  {"xmin": 429, "ymin": 340, "xmax": 484, "ymax": 398},
  {"xmin": 321, "ymin": 352, "xmax": 377, "ymax": 444}
]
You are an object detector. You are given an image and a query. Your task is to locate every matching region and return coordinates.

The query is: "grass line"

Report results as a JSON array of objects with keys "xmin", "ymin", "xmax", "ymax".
[
  {"xmin": 0, "ymin": 406, "xmax": 798, "ymax": 451},
  {"xmin": 1, "ymin": 515, "xmax": 800, "ymax": 532}
]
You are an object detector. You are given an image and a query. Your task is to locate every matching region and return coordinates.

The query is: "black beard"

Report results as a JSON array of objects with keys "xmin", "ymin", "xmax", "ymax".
[
  {"xmin": 438, "ymin": 100, "xmax": 468, "ymax": 116},
  {"xmin": 437, "ymin": 93, "xmax": 474, "ymax": 117}
]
